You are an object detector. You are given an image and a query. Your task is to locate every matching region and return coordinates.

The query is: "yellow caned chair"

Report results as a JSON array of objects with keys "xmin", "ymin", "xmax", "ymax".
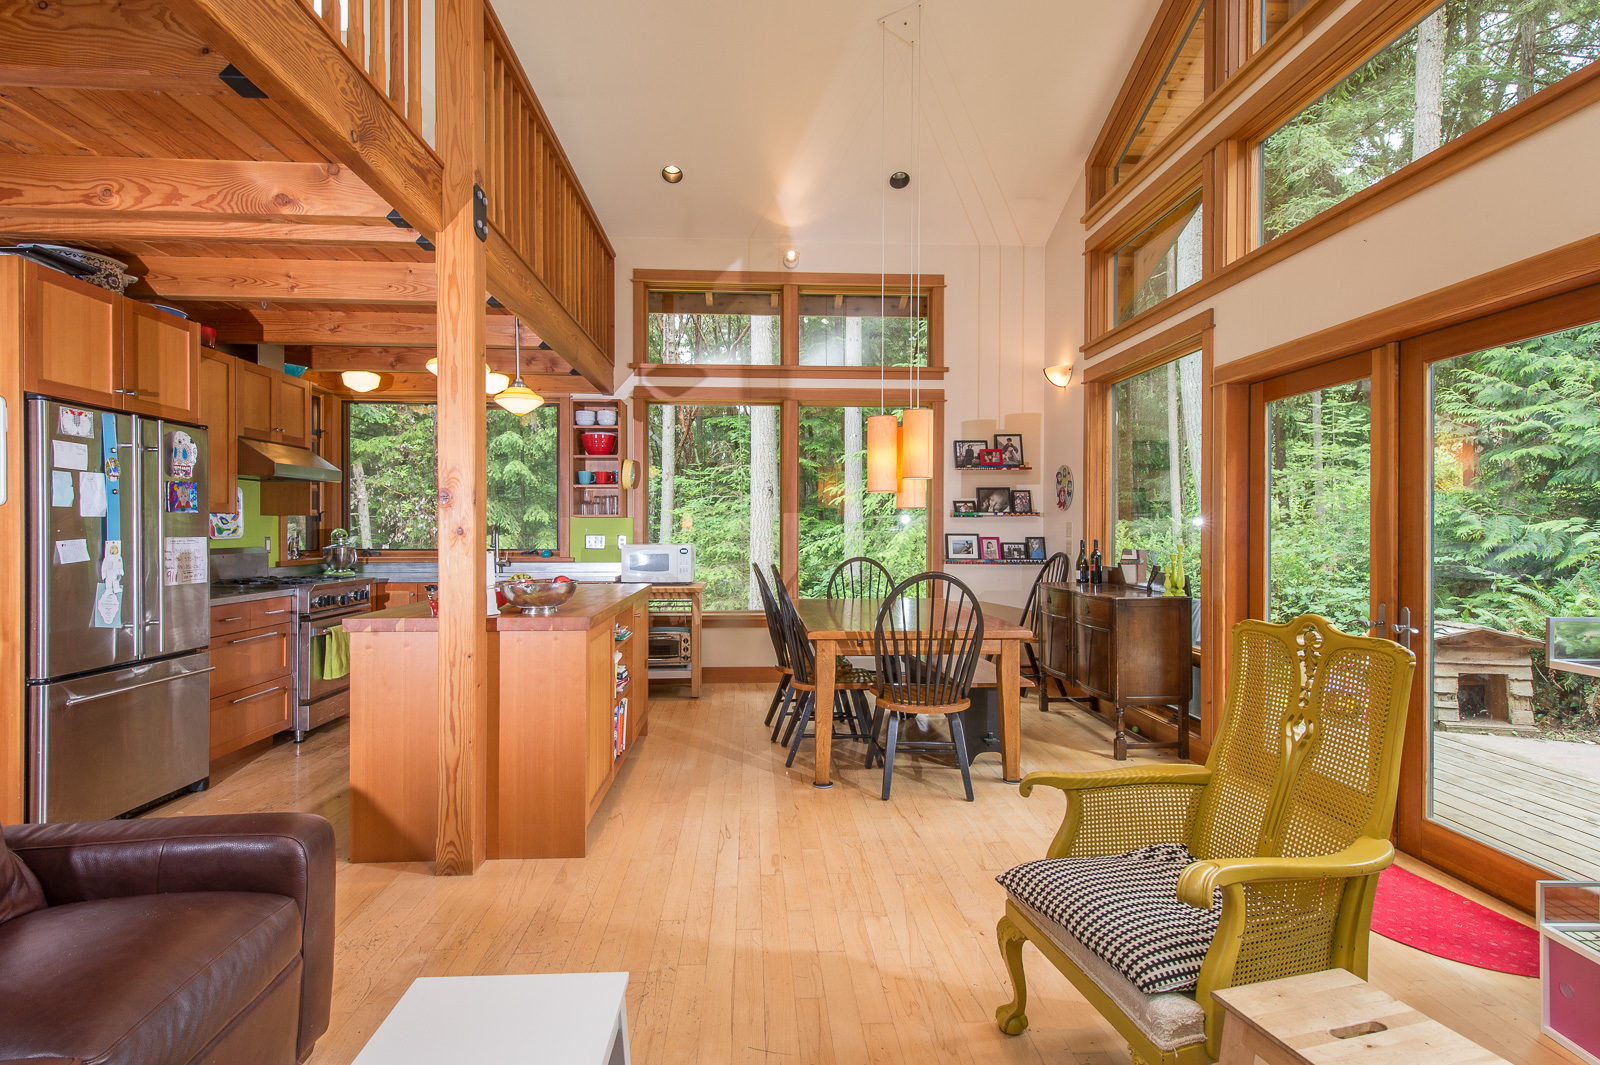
[{"xmin": 993, "ymin": 614, "xmax": 1416, "ymax": 1064}]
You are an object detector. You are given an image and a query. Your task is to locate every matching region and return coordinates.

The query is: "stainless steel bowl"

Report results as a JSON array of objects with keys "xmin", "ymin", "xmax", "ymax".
[{"xmin": 497, "ymin": 578, "xmax": 578, "ymax": 615}]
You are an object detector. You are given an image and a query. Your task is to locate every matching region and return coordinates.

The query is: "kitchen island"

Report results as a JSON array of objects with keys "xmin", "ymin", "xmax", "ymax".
[{"xmin": 343, "ymin": 584, "xmax": 650, "ymax": 862}]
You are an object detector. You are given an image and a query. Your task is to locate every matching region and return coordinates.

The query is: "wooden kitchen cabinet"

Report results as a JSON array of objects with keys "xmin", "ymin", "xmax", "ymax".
[
  {"xmin": 277, "ymin": 374, "xmax": 313, "ymax": 447},
  {"xmin": 208, "ymin": 593, "xmax": 295, "ymax": 761},
  {"xmin": 21, "ymin": 263, "xmax": 123, "ymax": 409},
  {"xmin": 198, "ymin": 353, "xmax": 237, "ymax": 513},
  {"xmin": 121, "ymin": 299, "xmax": 200, "ymax": 421},
  {"xmin": 236, "ymin": 361, "xmax": 314, "ymax": 447}
]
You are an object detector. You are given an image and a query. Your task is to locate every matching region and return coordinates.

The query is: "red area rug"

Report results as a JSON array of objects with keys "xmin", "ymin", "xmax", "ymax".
[{"xmin": 1371, "ymin": 864, "xmax": 1539, "ymax": 977}]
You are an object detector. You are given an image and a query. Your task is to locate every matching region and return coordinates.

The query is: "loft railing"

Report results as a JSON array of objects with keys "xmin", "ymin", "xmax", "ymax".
[
  {"xmin": 304, "ymin": 0, "xmax": 436, "ymax": 146},
  {"xmin": 483, "ymin": 10, "xmax": 616, "ymax": 354}
]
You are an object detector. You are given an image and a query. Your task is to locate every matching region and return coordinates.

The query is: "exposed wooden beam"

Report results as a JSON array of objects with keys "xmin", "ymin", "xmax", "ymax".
[
  {"xmin": 302, "ymin": 346, "xmax": 569, "ymax": 375},
  {"xmin": 0, "ymin": 0, "xmax": 232, "ymax": 93},
  {"xmin": 302, "ymin": 369, "xmax": 581, "ymax": 397},
  {"xmin": 162, "ymin": 0, "xmax": 444, "ymax": 237},
  {"xmin": 0, "ymin": 214, "xmax": 419, "ymax": 247},
  {"xmin": 135, "ymin": 255, "xmax": 434, "ymax": 303},
  {"xmin": 204, "ymin": 308, "xmax": 541, "ymax": 347},
  {"xmin": 0, "ymin": 157, "xmax": 393, "ymax": 223},
  {"xmin": 486, "ymin": 226, "xmax": 611, "ymax": 394}
]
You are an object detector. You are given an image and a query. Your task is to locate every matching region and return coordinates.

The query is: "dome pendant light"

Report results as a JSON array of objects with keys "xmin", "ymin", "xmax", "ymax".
[
  {"xmin": 341, "ymin": 370, "xmax": 384, "ymax": 393},
  {"xmin": 494, "ymin": 319, "xmax": 544, "ymax": 415}
]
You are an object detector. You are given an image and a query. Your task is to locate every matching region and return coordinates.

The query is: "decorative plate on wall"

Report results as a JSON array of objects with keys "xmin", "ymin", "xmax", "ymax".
[
  {"xmin": 620, "ymin": 458, "xmax": 639, "ymax": 489},
  {"xmin": 1056, "ymin": 465, "xmax": 1074, "ymax": 511}
]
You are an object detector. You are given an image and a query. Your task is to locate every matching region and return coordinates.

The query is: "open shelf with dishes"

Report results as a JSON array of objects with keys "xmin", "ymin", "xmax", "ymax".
[{"xmin": 572, "ymin": 399, "xmax": 628, "ymax": 518}]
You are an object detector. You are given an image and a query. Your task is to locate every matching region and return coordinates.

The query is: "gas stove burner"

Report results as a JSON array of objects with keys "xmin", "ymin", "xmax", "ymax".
[{"xmin": 215, "ymin": 576, "xmax": 322, "ymax": 588}]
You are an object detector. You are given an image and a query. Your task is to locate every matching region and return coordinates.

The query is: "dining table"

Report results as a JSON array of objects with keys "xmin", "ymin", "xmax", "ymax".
[{"xmin": 794, "ymin": 597, "xmax": 1034, "ymax": 788}]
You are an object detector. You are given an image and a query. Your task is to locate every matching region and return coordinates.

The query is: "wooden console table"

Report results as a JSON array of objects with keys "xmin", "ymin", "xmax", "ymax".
[
  {"xmin": 646, "ymin": 582, "xmax": 703, "ymax": 698},
  {"xmin": 1039, "ymin": 582, "xmax": 1191, "ymax": 760}
]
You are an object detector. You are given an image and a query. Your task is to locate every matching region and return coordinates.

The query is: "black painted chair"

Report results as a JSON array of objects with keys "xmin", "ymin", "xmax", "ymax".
[
  {"xmin": 1020, "ymin": 551, "xmax": 1072, "ymax": 711},
  {"xmin": 752, "ymin": 564, "xmax": 794, "ymax": 731},
  {"xmin": 866, "ymin": 572, "xmax": 986, "ymax": 801},
  {"xmin": 826, "ymin": 556, "xmax": 894, "ymax": 600},
  {"xmin": 769, "ymin": 570, "xmax": 876, "ymax": 764}
]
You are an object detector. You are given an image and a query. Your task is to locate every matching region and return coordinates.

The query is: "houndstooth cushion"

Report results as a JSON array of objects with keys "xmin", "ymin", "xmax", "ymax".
[{"xmin": 996, "ymin": 843, "xmax": 1219, "ymax": 994}]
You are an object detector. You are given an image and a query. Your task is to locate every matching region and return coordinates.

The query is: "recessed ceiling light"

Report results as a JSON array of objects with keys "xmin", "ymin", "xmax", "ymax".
[
  {"xmin": 890, "ymin": 171, "xmax": 910, "ymax": 189},
  {"xmin": 661, "ymin": 165, "xmax": 683, "ymax": 183},
  {"xmin": 783, "ymin": 249, "xmax": 799, "ymax": 269}
]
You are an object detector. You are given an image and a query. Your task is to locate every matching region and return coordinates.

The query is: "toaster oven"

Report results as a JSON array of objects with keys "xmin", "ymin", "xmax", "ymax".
[{"xmin": 647, "ymin": 627, "xmax": 693, "ymax": 669}]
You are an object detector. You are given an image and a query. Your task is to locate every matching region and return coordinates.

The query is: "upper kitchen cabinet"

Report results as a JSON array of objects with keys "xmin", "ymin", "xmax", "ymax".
[
  {"xmin": 21, "ymin": 264, "xmax": 122, "ymax": 409},
  {"xmin": 237, "ymin": 362, "xmax": 315, "ymax": 448},
  {"xmin": 122, "ymin": 300, "xmax": 200, "ymax": 421},
  {"xmin": 198, "ymin": 353, "xmax": 237, "ymax": 514},
  {"xmin": 18, "ymin": 263, "xmax": 199, "ymax": 421}
]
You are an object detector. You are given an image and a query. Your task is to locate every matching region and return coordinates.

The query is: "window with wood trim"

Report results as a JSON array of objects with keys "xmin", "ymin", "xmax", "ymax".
[
  {"xmin": 798, "ymin": 292, "xmax": 928, "ymax": 367},
  {"xmin": 1115, "ymin": 1, "xmax": 1209, "ymax": 185},
  {"xmin": 648, "ymin": 289, "xmax": 783, "ymax": 365},
  {"xmin": 1258, "ymin": 0, "xmax": 1313, "ymax": 47},
  {"xmin": 345, "ymin": 400, "xmax": 562, "ymax": 553},
  {"xmin": 1259, "ymin": 0, "xmax": 1600, "ymax": 243},
  {"xmin": 1114, "ymin": 188, "xmax": 1205, "ymax": 325}
]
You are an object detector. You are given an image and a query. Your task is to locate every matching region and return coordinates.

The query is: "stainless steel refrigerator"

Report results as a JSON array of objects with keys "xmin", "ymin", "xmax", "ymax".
[{"xmin": 26, "ymin": 397, "xmax": 212, "ymax": 822}]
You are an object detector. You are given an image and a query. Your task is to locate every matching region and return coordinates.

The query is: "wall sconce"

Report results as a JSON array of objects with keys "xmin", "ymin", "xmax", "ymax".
[
  {"xmin": 1043, "ymin": 364, "xmax": 1074, "ymax": 387},
  {"xmin": 783, "ymin": 249, "xmax": 799, "ymax": 269}
]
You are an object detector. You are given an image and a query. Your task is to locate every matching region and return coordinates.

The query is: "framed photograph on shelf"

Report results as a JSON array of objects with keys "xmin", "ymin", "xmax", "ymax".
[
  {"xmin": 992, "ymin": 433, "xmax": 1025, "ymax": 466},
  {"xmin": 953, "ymin": 440, "xmax": 988, "ymax": 469},
  {"xmin": 979, "ymin": 536, "xmax": 1002, "ymax": 561},
  {"xmin": 952, "ymin": 499, "xmax": 977, "ymax": 516},
  {"xmin": 978, "ymin": 447, "xmax": 1005, "ymax": 467},
  {"xmin": 975, "ymin": 486, "xmax": 1012, "ymax": 514},
  {"xmin": 1001, "ymin": 541, "xmax": 1026, "ymax": 561},
  {"xmin": 945, "ymin": 533, "xmax": 979, "ymax": 561},
  {"xmin": 1026, "ymin": 536, "xmax": 1046, "ymax": 560},
  {"xmin": 1011, "ymin": 489, "xmax": 1033, "ymax": 514}
]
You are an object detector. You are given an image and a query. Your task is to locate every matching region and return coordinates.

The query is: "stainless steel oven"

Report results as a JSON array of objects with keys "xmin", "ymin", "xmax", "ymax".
[{"xmin": 293, "ymin": 581, "xmax": 372, "ymax": 741}]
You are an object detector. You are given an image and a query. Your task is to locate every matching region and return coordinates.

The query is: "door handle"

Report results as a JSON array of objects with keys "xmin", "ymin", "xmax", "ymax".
[
  {"xmin": 64, "ymin": 666, "xmax": 217, "ymax": 706},
  {"xmin": 227, "ymin": 632, "xmax": 282, "ymax": 645},
  {"xmin": 230, "ymin": 685, "xmax": 282, "ymax": 704},
  {"xmin": 260, "ymin": 609, "xmax": 289, "ymax": 616},
  {"xmin": 1392, "ymin": 606, "xmax": 1419, "ymax": 650},
  {"xmin": 1364, "ymin": 604, "xmax": 1387, "ymax": 635},
  {"xmin": 217, "ymin": 616, "xmax": 245, "ymax": 623}
]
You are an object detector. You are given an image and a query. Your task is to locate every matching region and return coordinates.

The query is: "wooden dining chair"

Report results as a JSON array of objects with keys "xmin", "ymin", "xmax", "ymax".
[
  {"xmin": 751, "ymin": 564, "xmax": 794, "ymax": 731},
  {"xmin": 1021, "ymin": 552, "xmax": 1072, "ymax": 711},
  {"xmin": 769, "ymin": 574, "xmax": 877, "ymax": 764},
  {"xmin": 867, "ymin": 572, "xmax": 986, "ymax": 801},
  {"xmin": 827, "ymin": 556, "xmax": 894, "ymax": 600}
]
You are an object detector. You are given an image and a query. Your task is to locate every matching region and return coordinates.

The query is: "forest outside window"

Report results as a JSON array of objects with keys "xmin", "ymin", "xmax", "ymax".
[
  {"xmin": 647, "ymin": 403, "xmax": 780, "ymax": 611},
  {"xmin": 798, "ymin": 406, "xmax": 928, "ymax": 595},
  {"xmin": 346, "ymin": 401, "xmax": 561, "ymax": 552},
  {"xmin": 648, "ymin": 289, "xmax": 782, "ymax": 365},
  {"xmin": 798, "ymin": 292, "xmax": 928, "ymax": 367},
  {"xmin": 1114, "ymin": 1, "xmax": 1207, "ymax": 184},
  {"xmin": 1113, "ymin": 189, "xmax": 1204, "ymax": 325},
  {"xmin": 1259, "ymin": 0, "xmax": 1600, "ymax": 243},
  {"xmin": 1111, "ymin": 350, "xmax": 1203, "ymax": 640}
]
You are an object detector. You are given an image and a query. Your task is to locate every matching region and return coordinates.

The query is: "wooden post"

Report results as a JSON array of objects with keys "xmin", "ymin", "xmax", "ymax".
[{"xmin": 433, "ymin": 0, "xmax": 488, "ymax": 876}]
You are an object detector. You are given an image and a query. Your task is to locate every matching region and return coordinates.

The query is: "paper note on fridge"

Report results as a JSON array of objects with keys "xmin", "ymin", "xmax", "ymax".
[
  {"xmin": 54, "ymin": 539, "xmax": 90, "ymax": 565},
  {"xmin": 52, "ymin": 440, "xmax": 89, "ymax": 471},
  {"xmin": 78, "ymin": 472, "xmax": 108, "ymax": 518},
  {"xmin": 50, "ymin": 471, "xmax": 74, "ymax": 508},
  {"xmin": 163, "ymin": 536, "xmax": 208, "ymax": 586}
]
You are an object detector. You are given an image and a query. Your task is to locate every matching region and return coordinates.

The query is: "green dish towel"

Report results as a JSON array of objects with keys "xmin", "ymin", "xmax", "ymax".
[{"xmin": 319, "ymin": 624, "xmax": 351, "ymax": 681}]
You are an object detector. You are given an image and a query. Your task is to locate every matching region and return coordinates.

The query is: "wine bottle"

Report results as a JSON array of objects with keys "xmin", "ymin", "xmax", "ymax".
[
  {"xmin": 1076, "ymin": 539, "xmax": 1090, "ymax": 584},
  {"xmin": 1090, "ymin": 539, "xmax": 1103, "ymax": 584}
]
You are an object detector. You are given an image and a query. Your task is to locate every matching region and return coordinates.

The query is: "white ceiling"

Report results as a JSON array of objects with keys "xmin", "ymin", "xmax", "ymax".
[{"xmin": 496, "ymin": 1, "xmax": 1159, "ymax": 250}]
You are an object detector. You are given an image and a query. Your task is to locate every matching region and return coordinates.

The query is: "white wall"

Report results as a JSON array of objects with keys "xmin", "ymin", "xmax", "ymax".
[{"xmin": 612, "ymin": 234, "xmax": 1063, "ymax": 669}]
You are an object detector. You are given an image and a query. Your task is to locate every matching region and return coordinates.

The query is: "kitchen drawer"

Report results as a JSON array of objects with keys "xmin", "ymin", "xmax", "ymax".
[
  {"xmin": 210, "ymin": 603, "xmax": 255, "ymax": 637},
  {"xmin": 209, "ymin": 680, "xmax": 292, "ymax": 759},
  {"xmin": 1073, "ymin": 593, "xmax": 1114, "ymax": 625},
  {"xmin": 209, "ymin": 624, "xmax": 292, "ymax": 697},
  {"xmin": 250, "ymin": 596, "xmax": 295, "ymax": 628}
]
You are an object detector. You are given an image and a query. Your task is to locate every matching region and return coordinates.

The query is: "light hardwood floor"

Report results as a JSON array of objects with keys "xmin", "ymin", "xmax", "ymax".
[{"xmin": 151, "ymin": 684, "xmax": 1582, "ymax": 1065}]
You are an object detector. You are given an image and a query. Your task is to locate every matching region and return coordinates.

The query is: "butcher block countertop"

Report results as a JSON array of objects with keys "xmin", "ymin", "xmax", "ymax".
[{"xmin": 343, "ymin": 583, "xmax": 651, "ymax": 633}]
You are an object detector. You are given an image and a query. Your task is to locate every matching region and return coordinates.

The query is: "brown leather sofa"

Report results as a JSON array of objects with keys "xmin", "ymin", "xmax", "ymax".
[{"xmin": 0, "ymin": 813, "xmax": 335, "ymax": 1065}]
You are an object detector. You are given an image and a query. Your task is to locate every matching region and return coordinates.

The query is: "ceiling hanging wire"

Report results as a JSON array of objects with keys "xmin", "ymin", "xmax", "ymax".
[
  {"xmin": 897, "ymin": 7, "xmax": 933, "ymax": 497},
  {"xmin": 867, "ymin": 22, "xmax": 900, "ymax": 494}
]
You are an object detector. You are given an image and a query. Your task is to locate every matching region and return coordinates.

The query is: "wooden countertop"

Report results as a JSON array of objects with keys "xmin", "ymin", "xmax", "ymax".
[
  {"xmin": 1041, "ymin": 581, "xmax": 1188, "ymax": 601},
  {"xmin": 343, "ymin": 583, "xmax": 651, "ymax": 632}
]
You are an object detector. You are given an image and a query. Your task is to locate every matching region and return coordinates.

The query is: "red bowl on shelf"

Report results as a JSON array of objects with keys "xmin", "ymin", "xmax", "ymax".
[{"xmin": 580, "ymin": 430, "xmax": 618, "ymax": 456}]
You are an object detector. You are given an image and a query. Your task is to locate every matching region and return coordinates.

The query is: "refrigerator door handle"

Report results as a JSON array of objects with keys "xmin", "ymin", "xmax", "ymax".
[{"xmin": 63, "ymin": 666, "xmax": 217, "ymax": 706}]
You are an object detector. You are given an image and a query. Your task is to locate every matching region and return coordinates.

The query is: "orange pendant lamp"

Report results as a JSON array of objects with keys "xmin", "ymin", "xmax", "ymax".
[
  {"xmin": 899, "ymin": 406, "xmax": 934, "ymax": 479},
  {"xmin": 866, "ymin": 412, "xmax": 900, "ymax": 492},
  {"xmin": 894, "ymin": 425, "xmax": 927, "ymax": 509}
]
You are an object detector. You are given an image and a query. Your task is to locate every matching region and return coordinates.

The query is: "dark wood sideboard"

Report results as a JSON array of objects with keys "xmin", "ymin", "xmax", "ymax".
[{"xmin": 1039, "ymin": 582, "xmax": 1192, "ymax": 760}]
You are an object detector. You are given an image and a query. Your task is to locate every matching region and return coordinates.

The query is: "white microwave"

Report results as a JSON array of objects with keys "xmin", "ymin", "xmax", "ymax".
[{"xmin": 619, "ymin": 543, "xmax": 695, "ymax": 584}]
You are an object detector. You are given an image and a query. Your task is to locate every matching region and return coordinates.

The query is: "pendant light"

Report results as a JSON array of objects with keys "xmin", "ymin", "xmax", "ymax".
[
  {"xmin": 484, "ymin": 368, "xmax": 510, "ymax": 395},
  {"xmin": 425, "ymin": 356, "xmax": 438, "ymax": 375},
  {"xmin": 494, "ymin": 319, "xmax": 545, "ymax": 415},
  {"xmin": 899, "ymin": 405, "xmax": 934, "ymax": 478},
  {"xmin": 341, "ymin": 370, "xmax": 383, "ymax": 393},
  {"xmin": 866, "ymin": 413, "xmax": 899, "ymax": 492},
  {"xmin": 894, "ymin": 427, "xmax": 927, "ymax": 509}
]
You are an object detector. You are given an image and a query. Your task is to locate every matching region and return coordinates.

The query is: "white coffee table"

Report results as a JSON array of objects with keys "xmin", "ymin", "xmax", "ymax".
[{"xmin": 352, "ymin": 972, "xmax": 631, "ymax": 1064}]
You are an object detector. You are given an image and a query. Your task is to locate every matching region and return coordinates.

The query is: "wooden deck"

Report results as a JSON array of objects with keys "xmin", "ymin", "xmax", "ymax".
[{"xmin": 1434, "ymin": 732, "xmax": 1600, "ymax": 881}]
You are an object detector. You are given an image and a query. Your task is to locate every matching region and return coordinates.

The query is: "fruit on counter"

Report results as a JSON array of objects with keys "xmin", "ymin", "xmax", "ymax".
[{"xmin": 554, "ymin": 576, "xmax": 574, "ymax": 584}]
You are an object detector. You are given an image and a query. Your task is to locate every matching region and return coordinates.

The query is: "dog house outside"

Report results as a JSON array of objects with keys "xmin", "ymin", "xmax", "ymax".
[{"xmin": 1433, "ymin": 624, "xmax": 1542, "ymax": 735}]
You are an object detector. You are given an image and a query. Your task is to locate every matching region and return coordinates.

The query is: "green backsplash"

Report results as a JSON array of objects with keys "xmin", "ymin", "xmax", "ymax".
[
  {"xmin": 568, "ymin": 517, "xmax": 633, "ymax": 562},
  {"xmin": 209, "ymin": 479, "xmax": 279, "ymax": 565}
]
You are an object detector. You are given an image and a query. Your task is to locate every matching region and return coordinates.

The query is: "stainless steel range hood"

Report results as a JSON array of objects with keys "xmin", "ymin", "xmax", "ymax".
[{"xmin": 237, "ymin": 439, "xmax": 342, "ymax": 483}]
